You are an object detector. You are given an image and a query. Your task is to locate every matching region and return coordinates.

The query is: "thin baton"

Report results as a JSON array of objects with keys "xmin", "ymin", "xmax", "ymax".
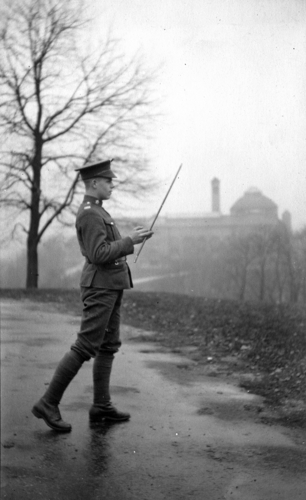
[{"xmin": 134, "ymin": 163, "xmax": 183, "ymax": 263}]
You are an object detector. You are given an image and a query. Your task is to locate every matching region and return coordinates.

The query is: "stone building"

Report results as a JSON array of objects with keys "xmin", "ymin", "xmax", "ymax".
[
  {"xmin": 153, "ymin": 178, "xmax": 290, "ymax": 239},
  {"xmin": 127, "ymin": 179, "xmax": 291, "ymax": 296}
]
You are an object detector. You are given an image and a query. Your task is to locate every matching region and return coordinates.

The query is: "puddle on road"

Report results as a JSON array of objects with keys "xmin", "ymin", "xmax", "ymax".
[{"xmin": 2, "ymin": 305, "xmax": 306, "ymax": 500}]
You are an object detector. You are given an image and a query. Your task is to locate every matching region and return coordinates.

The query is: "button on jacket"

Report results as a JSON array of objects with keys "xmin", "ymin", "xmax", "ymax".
[{"xmin": 76, "ymin": 195, "xmax": 134, "ymax": 289}]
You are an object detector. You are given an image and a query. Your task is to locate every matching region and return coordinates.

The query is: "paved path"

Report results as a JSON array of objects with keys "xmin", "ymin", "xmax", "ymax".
[{"xmin": 1, "ymin": 299, "xmax": 306, "ymax": 499}]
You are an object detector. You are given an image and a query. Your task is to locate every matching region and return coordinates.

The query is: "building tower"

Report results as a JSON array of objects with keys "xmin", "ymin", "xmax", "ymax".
[{"xmin": 211, "ymin": 178, "xmax": 220, "ymax": 213}]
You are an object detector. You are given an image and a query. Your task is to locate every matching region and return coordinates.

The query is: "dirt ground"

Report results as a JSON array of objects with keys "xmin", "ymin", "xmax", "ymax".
[{"xmin": 1, "ymin": 298, "xmax": 306, "ymax": 499}]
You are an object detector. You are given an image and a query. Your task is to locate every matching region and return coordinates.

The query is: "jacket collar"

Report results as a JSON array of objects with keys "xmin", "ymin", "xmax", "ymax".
[{"xmin": 83, "ymin": 195, "xmax": 102, "ymax": 207}]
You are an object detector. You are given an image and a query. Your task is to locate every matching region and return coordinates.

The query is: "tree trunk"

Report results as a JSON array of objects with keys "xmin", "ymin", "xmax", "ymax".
[
  {"xmin": 26, "ymin": 235, "xmax": 39, "ymax": 288},
  {"xmin": 26, "ymin": 136, "xmax": 42, "ymax": 289},
  {"xmin": 259, "ymin": 260, "xmax": 266, "ymax": 301},
  {"xmin": 238, "ymin": 266, "xmax": 247, "ymax": 301}
]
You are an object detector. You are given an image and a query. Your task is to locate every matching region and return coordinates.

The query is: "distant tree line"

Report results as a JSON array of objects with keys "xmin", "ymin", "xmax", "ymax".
[
  {"xmin": 138, "ymin": 223, "xmax": 306, "ymax": 305},
  {"xmin": 1, "ymin": 222, "xmax": 305, "ymax": 306},
  {"xmin": 210, "ymin": 226, "xmax": 306, "ymax": 304}
]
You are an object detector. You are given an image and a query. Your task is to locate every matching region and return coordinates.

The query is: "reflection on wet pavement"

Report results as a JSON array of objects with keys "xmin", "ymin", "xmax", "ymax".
[{"xmin": 2, "ymin": 299, "xmax": 306, "ymax": 500}]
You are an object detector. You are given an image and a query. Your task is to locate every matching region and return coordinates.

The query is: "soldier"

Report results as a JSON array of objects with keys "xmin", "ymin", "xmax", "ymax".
[{"xmin": 32, "ymin": 160, "xmax": 153, "ymax": 432}]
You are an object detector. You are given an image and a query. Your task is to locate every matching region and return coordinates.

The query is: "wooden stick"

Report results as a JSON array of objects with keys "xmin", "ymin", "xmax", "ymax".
[{"xmin": 134, "ymin": 163, "xmax": 183, "ymax": 263}]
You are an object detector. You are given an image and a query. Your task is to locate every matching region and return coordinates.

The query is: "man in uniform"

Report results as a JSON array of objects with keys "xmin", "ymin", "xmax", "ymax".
[{"xmin": 32, "ymin": 160, "xmax": 153, "ymax": 432}]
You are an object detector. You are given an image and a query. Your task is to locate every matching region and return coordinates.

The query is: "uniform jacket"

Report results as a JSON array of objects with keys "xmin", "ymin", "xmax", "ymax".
[{"xmin": 76, "ymin": 195, "xmax": 134, "ymax": 289}]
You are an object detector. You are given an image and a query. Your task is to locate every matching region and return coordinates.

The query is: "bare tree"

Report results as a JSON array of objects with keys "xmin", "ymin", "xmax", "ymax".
[
  {"xmin": 221, "ymin": 225, "xmax": 306, "ymax": 304},
  {"xmin": 248, "ymin": 226, "xmax": 282, "ymax": 301},
  {"xmin": 0, "ymin": 0, "xmax": 157, "ymax": 288},
  {"xmin": 221, "ymin": 232, "xmax": 257, "ymax": 301},
  {"xmin": 282, "ymin": 227, "xmax": 306, "ymax": 304}
]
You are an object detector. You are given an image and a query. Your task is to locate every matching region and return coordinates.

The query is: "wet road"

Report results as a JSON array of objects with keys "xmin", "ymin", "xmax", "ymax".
[{"xmin": 1, "ymin": 299, "xmax": 306, "ymax": 499}]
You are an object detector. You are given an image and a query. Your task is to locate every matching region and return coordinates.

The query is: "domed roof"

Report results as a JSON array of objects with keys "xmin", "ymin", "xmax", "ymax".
[{"xmin": 231, "ymin": 187, "xmax": 277, "ymax": 215}]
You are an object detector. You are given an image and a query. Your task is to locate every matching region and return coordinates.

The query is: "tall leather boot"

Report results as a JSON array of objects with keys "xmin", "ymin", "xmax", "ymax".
[
  {"xmin": 89, "ymin": 352, "xmax": 130, "ymax": 422},
  {"xmin": 32, "ymin": 350, "xmax": 84, "ymax": 432}
]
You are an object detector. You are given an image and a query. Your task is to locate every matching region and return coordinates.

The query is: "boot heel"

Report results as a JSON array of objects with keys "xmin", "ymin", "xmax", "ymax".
[
  {"xmin": 32, "ymin": 407, "xmax": 43, "ymax": 419},
  {"xmin": 31, "ymin": 400, "xmax": 72, "ymax": 432}
]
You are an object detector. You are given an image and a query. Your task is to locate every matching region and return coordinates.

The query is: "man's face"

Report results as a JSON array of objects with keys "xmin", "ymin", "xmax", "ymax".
[{"xmin": 94, "ymin": 177, "xmax": 114, "ymax": 201}]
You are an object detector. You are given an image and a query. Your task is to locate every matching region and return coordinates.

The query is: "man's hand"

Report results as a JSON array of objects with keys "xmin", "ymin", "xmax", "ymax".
[{"xmin": 129, "ymin": 226, "xmax": 154, "ymax": 245}]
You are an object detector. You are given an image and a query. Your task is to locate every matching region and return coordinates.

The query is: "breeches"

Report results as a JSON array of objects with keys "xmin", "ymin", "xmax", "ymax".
[{"xmin": 71, "ymin": 288, "xmax": 123, "ymax": 360}]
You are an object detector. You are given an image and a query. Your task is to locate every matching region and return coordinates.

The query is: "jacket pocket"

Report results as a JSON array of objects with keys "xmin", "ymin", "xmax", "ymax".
[{"xmin": 80, "ymin": 268, "xmax": 97, "ymax": 287}]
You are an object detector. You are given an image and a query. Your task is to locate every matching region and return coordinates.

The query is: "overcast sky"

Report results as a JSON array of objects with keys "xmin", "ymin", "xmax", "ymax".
[{"xmin": 85, "ymin": 0, "xmax": 305, "ymax": 229}]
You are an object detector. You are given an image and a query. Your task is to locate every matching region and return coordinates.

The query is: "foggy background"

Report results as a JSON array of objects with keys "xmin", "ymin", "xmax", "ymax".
[
  {"xmin": 85, "ymin": 0, "xmax": 306, "ymax": 228},
  {"xmin": 1, "ymin": 0, "xmax": 305, "ymax": 300}
]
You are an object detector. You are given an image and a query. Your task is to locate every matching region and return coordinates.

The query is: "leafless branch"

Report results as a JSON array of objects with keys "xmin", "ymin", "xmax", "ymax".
[{"xmin": 0, "ymin": 0, "xmax": 158, "ymax": 287}]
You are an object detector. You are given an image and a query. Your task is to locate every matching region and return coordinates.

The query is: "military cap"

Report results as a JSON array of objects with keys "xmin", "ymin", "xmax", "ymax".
[{"xmin": 75, "ymin": 160, "xmax": 116, "ymax": 180}]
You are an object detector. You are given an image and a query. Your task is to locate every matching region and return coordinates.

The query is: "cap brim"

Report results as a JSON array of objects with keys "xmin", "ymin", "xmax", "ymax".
[{"xmin": 94, "ymin": 171, "xmax": 117, "ymax": 179}]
